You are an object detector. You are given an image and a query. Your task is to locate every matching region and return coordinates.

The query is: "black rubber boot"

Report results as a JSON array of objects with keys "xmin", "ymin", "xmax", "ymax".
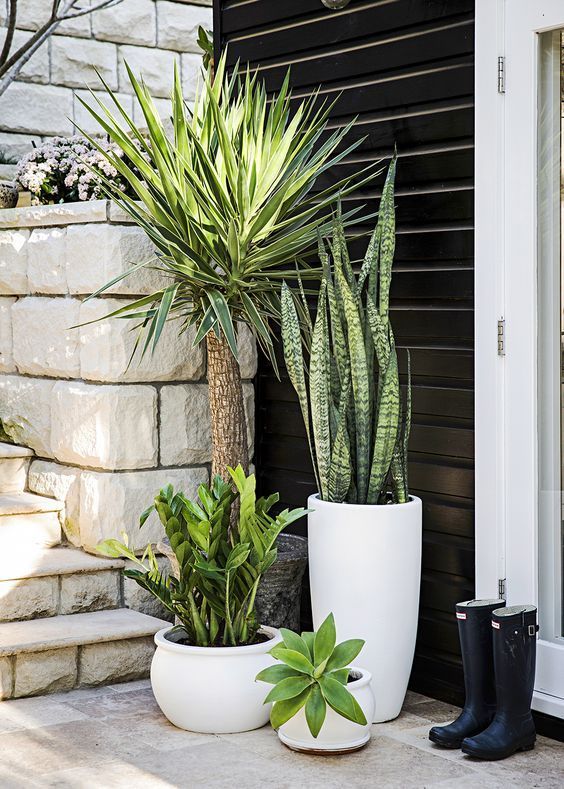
[
  {"xmin": 462, "ymin": 605, "xmax": 538, "ymax": 761},
  {"xmin": 429, "ymin": 598, "xmax": 504, "ymax": 749}
]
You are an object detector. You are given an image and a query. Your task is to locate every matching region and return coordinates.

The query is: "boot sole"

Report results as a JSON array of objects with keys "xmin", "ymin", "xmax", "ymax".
[
  {"xmin": 461, "ymin": 739, "xmax": 535, "ymax": 761},
  {"xmin": 428, "ymin": 731, "xmax": 462, "ymax": 749}
]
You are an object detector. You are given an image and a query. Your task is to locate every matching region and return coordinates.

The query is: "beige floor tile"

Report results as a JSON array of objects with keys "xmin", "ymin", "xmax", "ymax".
[
  {"xmin": 0, "ymin": 682, "xmax": 560, "ymax": 789},
  {"xmin": 0, "ymin": 695, "xmax": 88, "ymax": 733}
]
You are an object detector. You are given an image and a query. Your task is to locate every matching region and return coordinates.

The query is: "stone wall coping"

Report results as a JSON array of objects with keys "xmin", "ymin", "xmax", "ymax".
[{"xmin": 0, "ymin": 200, "xmax": 138, "ymax": 230}]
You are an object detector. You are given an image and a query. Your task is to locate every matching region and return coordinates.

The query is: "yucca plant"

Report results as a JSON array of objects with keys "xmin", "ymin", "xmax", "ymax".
[
  {"xmin": 281, "ymin": 157, "xmax": 411, "ymax": 505},
  {"xmin": 77, "ymin": 54, "xmax": 378, "ymax": 480},
  {"xmin": 98, "ymin": 466, "xmax": 307, "ymax": 647},
  {"xmin": 256, "ymin": 613, "xmax": 367, "ymax": 737}
]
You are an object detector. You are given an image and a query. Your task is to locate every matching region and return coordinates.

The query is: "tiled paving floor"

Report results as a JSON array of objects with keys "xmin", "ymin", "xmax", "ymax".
[{"xmin": 0, "ymin": 682, "xmax": 562, "ymax": 788}]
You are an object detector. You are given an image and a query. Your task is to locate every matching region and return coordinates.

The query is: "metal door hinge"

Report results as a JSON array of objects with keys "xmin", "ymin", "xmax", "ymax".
[
  {"xmin": 497, "ymin": 318, "xmax": 505, "ymax": 356},
  {"xmin": 497, "ymin": 56, "xmax": 505, "ymax": 94},
  {"xmin": 498, "ymin": 578, "xmax": 506, "ymax": 598}
]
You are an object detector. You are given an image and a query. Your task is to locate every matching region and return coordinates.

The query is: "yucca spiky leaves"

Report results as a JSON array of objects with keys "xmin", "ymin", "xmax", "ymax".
[
  {"xmin": 256, "ymin": 613, "xmax": 367, "ymax": 738},
  {"xmin": 76, "ymin": 54, "xmax": 380, "ymax": 370},
  {"xmin": 281, "ymin": 157, "xmax": 411, "ymax": 504}
]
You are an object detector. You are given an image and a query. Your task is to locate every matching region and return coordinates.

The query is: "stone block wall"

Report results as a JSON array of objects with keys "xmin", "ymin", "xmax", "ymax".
[
  {"xmin": 0, "ymin": 200, "xmax": 257, "ymax": 552},
  {"xmin": 0, "ymin": 0, "xmax": 212, "ymax": 160}
]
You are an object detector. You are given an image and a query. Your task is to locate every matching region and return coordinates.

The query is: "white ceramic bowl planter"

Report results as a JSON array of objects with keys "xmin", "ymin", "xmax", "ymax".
[
  {"xmin": 308, "ymin": 494, "xmax": 422, "ymax": 723},
  {"xmin": 277, "ymin": 667, "xmax": 375, "ymax": 754},
  {"xmin": 151, "ymin": 626, "xmax": 282, "ymax": 733}
]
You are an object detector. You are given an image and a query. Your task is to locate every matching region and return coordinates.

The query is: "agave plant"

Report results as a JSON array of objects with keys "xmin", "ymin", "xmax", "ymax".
[
  {"xmin": 256, "ymin": 613, "xmax": 367, "ymax": 737},
  {"xmin": 281, "ymin": 157, "xmax": 411, "ymax": 504},
  {"xmin": 98, "ymin": 466, "xmax": 307, "ymax": 647},
  {"xmin": 77, "ymin": 54, "xmax": 378, "ymax": 480}
]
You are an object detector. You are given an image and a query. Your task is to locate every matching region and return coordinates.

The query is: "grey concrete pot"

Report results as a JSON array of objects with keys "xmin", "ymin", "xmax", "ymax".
[
  {"xmin": 255, "ymin": 533, "xmax": 308, "ymax": 632},
  {"xmin": 158, "ymin": 533, "xmax": 308, "ymax": 633}
]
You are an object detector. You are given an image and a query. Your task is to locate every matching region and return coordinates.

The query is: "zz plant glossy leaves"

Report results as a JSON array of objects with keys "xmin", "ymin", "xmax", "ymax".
[
  {"xmin": 281, "ymin": 156, "xmax": 411, "ymax": 504},
  {"xmin": 256, "ymin": 613, "xmax": 366, "ymax": 738},
  {"xmin": 77, "ymin": 53, "xmax": 380, "ymax": 370},
  {"xmin": 97, "ymin": 466, "xmax": 307, "ymax": 647}
]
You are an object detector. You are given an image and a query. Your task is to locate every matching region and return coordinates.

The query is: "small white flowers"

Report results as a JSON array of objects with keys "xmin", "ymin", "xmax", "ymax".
[{"xmin": 16, "ymin": 135, "xmax": 137, "ymax": 206}]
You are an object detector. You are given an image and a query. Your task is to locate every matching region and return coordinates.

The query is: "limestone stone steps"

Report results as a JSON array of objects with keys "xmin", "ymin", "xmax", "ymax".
[
  {"xmin": 0, "ymin": 491, "xmax": 63, "ymax": 552},
  {"xmin": 0, "ymin": 547, "xmax": 126, "ymax": 623},
  {"xmin": 0, "ymin": 545, "xmax": 124, "ymax": 581},
  {"xmin": 0, "ymin": 608, "xmax": 169, "ymax": 699},
  {"xmin": 0, "ymin": 442, "xmax": 34, "ymax": 494}
]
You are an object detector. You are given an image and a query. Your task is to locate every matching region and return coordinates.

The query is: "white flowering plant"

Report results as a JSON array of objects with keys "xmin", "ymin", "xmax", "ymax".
[{"xmin": 16, "ymin": 135, "xmax": 140, "ymax": 205}]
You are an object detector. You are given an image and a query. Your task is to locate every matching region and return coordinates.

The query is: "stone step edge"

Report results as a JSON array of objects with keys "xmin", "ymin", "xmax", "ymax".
[
  {"xmin": 0, "ymin": 492, "xmax": 64, "ymax": 516},
  {"xmin": 0, "ymin": 443, "xmax": 34, "ymax": 459},
  {"xmin": 0, "ymin": 609, "xmax": 168, "ymax": 657},
  {"xmin": 0, "ymin": 547, "xmax": 125, "ymax": 582}
]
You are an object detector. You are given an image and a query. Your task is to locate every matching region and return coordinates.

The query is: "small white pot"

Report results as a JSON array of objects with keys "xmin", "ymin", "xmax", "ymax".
[
  {"xmin": 308, "ymin": 494, "xmax": 422, "ymax": 723},
  {"xmin": 151, "ymin": 626, "xmax": 282, "ymax": 733},
  {"xmin": 277, "ymin": 667, "xmax": 375, "ymax": 754}
]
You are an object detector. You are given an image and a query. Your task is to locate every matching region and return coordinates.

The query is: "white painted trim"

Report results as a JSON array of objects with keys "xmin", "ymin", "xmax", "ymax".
[
  {"xmin": 475, "ymin": 0, "xmax": 506, "ymax": 597},
  {"xmin": 475, "ymin": 0, "xmax": 564, "ymax": 716}
]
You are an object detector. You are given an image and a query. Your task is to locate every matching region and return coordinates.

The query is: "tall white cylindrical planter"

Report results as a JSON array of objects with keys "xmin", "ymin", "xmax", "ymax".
[{"xmin": 308, "ymin": 494, "xmax": 422, "ymax": 723}]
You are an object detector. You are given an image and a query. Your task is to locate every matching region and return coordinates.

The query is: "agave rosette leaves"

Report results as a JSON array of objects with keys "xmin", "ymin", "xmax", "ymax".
[{"xmin": 256, "ymin": 613, "xmax": 367, "ymax": 738}]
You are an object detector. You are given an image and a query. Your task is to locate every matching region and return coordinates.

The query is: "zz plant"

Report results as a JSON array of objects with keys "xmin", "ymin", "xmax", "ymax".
[
  {"xmin": 97, "ymin": 466, "xmax": 306, "ymax": 647},
  {"xmin": 282, "ymin": 156, "xmax": 411, "ymax": 504},
  {"xmin": 256, "ymin": 613, "xmax": 367, "ymax": 737}
]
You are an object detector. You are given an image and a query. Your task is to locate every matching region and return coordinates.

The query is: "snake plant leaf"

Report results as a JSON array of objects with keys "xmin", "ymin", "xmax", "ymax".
[
  {"xmin": 403, "ymin": 348, "xmax": 412, "ymax": 488},
  {"xmin": 281, "ymin": 283, "xmax": 320, "ymax": 492},
  {"xmin": 264, "ymin": 676, "xmax": 314, "ymax": 704},
  {"xmin": 335, "ymin": 265, "xmax": 371, "ymax": 503},
  {"xmin": 310, "ymin": 279, "xmax": 331, "ymax": 500},
  {"xmin": 270, "ymin": 689, "xmax": 311, "ymax": 730},
  {"xmin": 305, "ymin": 684, "xmax": 327, "ymax": 738},
  {"xmin": 367, "ymin": 347, "xmax": 401, "ymax": 503},
  {"xmin": 319, "ymin": 676, "xmax": 367, "ymax": 726},
  {"xmin": 366, "ymin": 297, "xmax": 390, "ymax": 369},
  {"xmin": 327, "ymin": 377, "xmax": 352, "ymax": 502},
  {"xmin": 378, "ymin": 154, "xmax": 397, "ymax": 318}
]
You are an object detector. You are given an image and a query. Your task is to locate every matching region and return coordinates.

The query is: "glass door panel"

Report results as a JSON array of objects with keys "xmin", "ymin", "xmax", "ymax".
[{"xmin": 538, "ymin": 29, "xmax": 564, "ymax": 645}]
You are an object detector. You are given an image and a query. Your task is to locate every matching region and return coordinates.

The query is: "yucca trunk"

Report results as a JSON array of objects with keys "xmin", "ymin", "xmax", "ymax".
[{"xmin": 206, "ymin": 332, "xmax": 249, "ymax": 480}]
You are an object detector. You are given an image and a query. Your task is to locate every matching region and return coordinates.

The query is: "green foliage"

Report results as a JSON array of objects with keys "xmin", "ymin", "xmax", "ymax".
[
  {"xmin": 256, "ymin": 613, "xmax": 367, "ymax": 738},
  {"xmin": 281, "ymin": 156, "xmax": 411, "ymax": 504},
  {"xmin": 197, "ymin": 26, "xmax": 214, "ymax": 72},
  {"xmin": 77, "ymin": 53, "xmax": 379, "ymax": 371},
  {"xmin": 97, "ymin": 466, "xmax": 307, "ymax": 647}
]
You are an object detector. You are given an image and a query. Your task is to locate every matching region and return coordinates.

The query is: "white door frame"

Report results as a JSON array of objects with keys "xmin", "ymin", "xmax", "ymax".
[{"xmin": 475, "ymin": 0, "xmax": 564, "ymax": 719}]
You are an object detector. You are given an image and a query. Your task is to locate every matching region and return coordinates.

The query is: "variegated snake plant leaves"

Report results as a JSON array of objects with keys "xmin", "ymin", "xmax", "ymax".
[{"xmin": 281, "ymin": 156, "xmax": 411, "ymax": 505}]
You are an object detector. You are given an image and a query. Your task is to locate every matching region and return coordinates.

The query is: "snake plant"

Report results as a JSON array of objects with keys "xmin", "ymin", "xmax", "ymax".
[
  {"xmin": 97, "ymin": 466, "xmax": 307, "ymax": 647},
  {"xmin": 281, "ymin": 156, "xmax": 411, "ymax": 504},
  {"xmin": 256, "ymin": 613, "xmax": 367, "ymax": 737}
]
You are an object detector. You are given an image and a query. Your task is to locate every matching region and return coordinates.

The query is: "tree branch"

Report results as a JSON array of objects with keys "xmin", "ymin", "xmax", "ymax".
[
  {"xmin": 60, "ymin": 0, "xmax": 123, "ymax": 21},
  {"xmin": 0, "ymin": 0, "xmax": 124, "ymax": 98},
  {"xmin": 0, "ymin": 0, "xmax": 17, "ymax": 68}
]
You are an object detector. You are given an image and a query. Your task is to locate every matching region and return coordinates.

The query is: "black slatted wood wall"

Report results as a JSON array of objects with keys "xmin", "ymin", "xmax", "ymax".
[{"xmin": 214, "ymin": 0, "xmax": 475, "ymax": 705}]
